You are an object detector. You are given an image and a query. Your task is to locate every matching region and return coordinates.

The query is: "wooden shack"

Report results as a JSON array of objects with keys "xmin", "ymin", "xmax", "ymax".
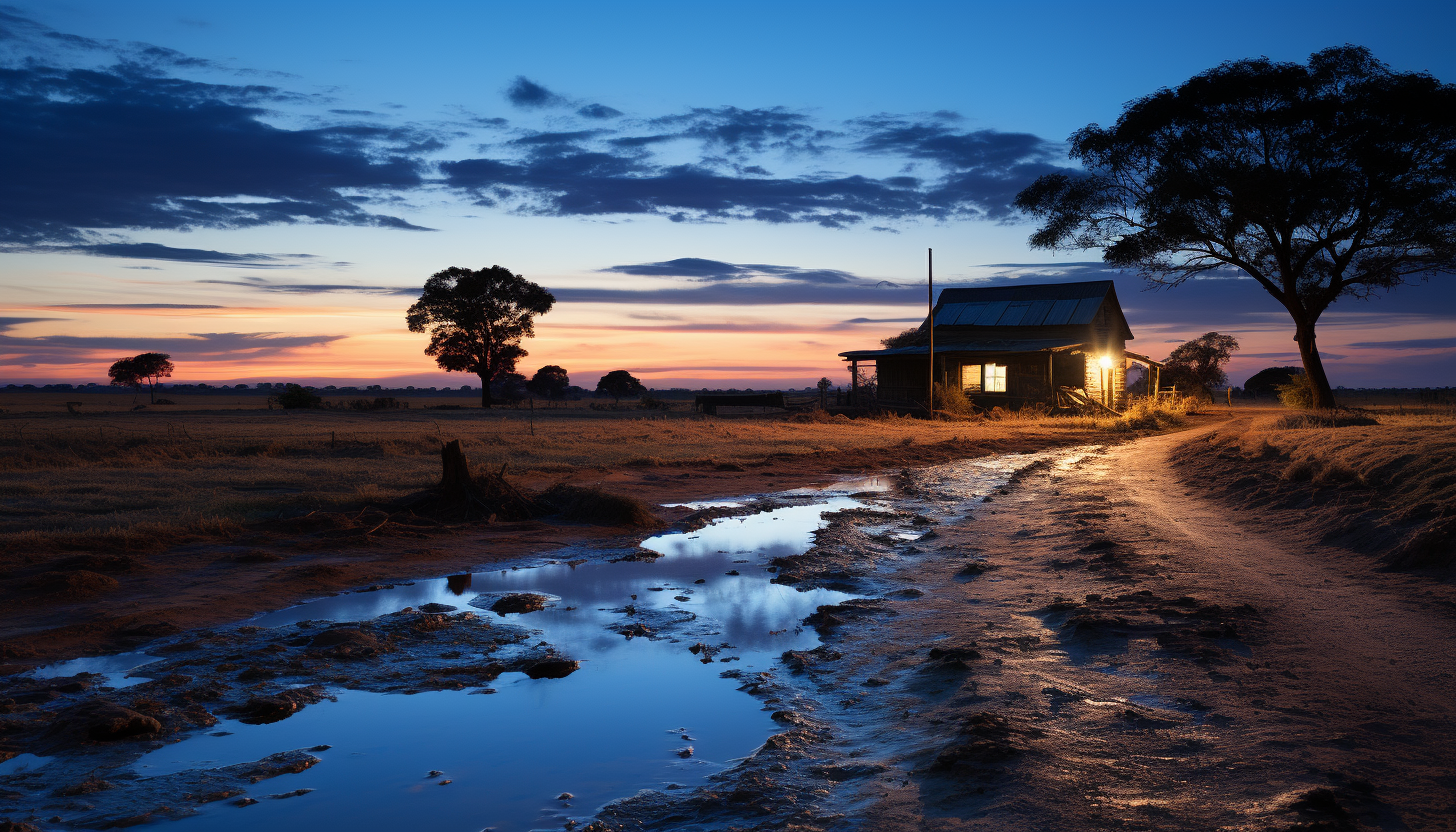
[{"xmin": 839, "ymin": 280, "xmax": 1161, "ymax": 413}]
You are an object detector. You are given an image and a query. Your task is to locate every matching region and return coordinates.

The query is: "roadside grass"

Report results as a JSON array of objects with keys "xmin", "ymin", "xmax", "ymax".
[
  {"xmin": 0, "ymin": 404, "xmax": 1158, "ymax": 554},
  {"xmin": 1172, "ymin": 407, "xmax": 1456, "ymax": 569}
]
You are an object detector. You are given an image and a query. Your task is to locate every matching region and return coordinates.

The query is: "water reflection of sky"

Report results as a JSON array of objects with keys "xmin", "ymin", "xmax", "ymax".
[
  {"xmin": 28, "ymin": 450, "xmax": 1092, "ymax": 832},
  {"xmin": 129, "ymin": 497, "xmax": 859, "ymax": 832}
]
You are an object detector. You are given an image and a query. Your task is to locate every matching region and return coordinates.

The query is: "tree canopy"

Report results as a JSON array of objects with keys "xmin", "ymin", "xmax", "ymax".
[
  {"xmin": 107, "ymin": 352, "xmax": 173, "ymax": 403},
  {"xmin": 1163, "ymin": 332, "xmax": 1240, "ymax": 395},
  {"xmin": 527, "ymin": 365, "xmax": 571, "ymax": 401},
  {"xmin": 596, "ymin": 370, "xmax": 646, "ymax": 403},
  {"xmin": 1015, "ymin": 46, "xmax": 1456, "ymax": 408},
  {"xmin": 405, "ymin": 265, "xmax": 555, "ymax": 408}
]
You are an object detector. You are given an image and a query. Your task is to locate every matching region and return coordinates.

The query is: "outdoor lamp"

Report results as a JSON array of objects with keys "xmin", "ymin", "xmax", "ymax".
[{"xmin": 1098, "ymin": 356, "xmax": 1114, "ymax": 370}]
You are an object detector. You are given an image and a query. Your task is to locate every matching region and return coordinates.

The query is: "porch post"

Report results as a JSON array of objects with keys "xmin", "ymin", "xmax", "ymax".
[{"xmin": 850, "ymin": 359, "xmax": 859, "ymax": 406}]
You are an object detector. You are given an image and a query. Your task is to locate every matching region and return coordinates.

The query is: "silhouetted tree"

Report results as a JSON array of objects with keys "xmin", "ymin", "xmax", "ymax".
[
  {"xmin": 107, "ymin": 352, "xmax": 173, "ymax": 403},
  {"xmin": 881, "ymin": 326, "xmax": 925, "ymax": 348},
  {"xmin": 526, "ymin": 365, "xmax": 571, "ymax": 401},
  {"xmin": 1016, "ymin": 46, "xmax": 1456, "ymax": 409},
  {"xmin": 491, "ymin": 372, "xmax": 529, "ymax": 405},
  {"xmin": 1163, "ymin": 332, "xmax": 1239, "ymax": 396},
  {"xmin": 596, "ymin": 370, "xmax": 646, "ymax": 403},
  {"xmin": 276, "ymin": 384, "xmax": 322, "ymax": 409},
  {"xmin": 405, "ymin": 265, "xmax": 556, "ymax": 408},
  {"xmin": 1244, "ymin": 366, "xmax": 1304, "ymax": 398}
]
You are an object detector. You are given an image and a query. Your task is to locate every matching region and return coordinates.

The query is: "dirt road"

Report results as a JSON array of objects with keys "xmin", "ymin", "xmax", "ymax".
[{"xmin": 607, "ymin": 425, "xmax": 1456, "ymax": 831}]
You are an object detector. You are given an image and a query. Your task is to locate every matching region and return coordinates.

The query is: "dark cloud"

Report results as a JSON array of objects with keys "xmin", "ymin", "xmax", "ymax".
[
  {"xmin": 0, "ymin": 330, "xmax": 346, "ymax": 366},
  {"xmin": 0, "ymin": 13, "xmax": 432, "ymax": 248},
  {"xmin": 0, "ymin": 316, "xmax": 57, "ymax": 330},
  {"xmin": 506, "ymin": 76, "xmax": 567, "ymax": 109},
  {"xmin": 600, "ymin": 258, "xmax": 870, "ymax": 287},
  {"xmin": 578, "ymin": 103, "xmax": 622, "ymax": 119},
  {"xmin": 854, "ymin": 116, "xmax": 1074, "ymax": 221},
  {"xmin": 651, "ymin": 106, "xmax": 834, "ymax": 156},
  {"xmin": 50, "ymin": 303, "xmax": 226, "ymax": 309},
  {"xmin": 41, "ymin": 242, "xmax": 328, "ymax": 267},
  {"xmin": 1345, "ymin": 337, "xmax": 1456, "ymax": 350},
  {"xmin": 196, "ymin": 277, "xmax": 417, "ymax": 295}
]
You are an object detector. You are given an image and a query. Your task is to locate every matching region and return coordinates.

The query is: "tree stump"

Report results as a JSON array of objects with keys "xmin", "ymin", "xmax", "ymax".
[{"xmin": 440, "ymin": 440, "xmax": 474, "ymax": 497}]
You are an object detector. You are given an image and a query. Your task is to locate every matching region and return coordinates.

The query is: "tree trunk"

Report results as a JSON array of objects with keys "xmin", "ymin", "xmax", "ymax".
[
  {"xmin": 1294, "ymin": 322, "xmax": 1338, "ymax": 409},
  {"xmin": 479, "ymin": 374, "xmax": 493, "ymax": 408},
  {"xmin": 440, "ymin": 439, "xmax": 474, "ymax": 496},
  {"xmin": 146, "ymin": 379, "xmax": 155, "ymax": 404}
]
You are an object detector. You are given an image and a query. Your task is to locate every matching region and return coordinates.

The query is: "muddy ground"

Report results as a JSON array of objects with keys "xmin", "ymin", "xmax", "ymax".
[
  {"xmin": 4, "ymin": 416, "xmax": 1455, "ymax": 830},
  {"xmin": 0, "ymin": 424, "xmax": 1173, "ymax": 667},
  {"xmin": 584, "ymin": 425, "xmax": 1456, "ymax": 831}
]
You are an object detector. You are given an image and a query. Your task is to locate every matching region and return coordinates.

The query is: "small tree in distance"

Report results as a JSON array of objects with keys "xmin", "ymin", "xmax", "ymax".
[
  {"xmin": 1162, "ymin": 333, "xmax": 1239, "ymax": 398},
  {"xmin": 527, "ymin": 365, "xmax": 571, "ymax": 401},
  {"xmin": 107, "ymin": 352, "xmax": 174, "ymax": 403},
  {"xmin": 406, "ymin": 265, "xmax": 556, "ymax": 408},
  {"xmin": 596, "ymin": 370, "xmax": 646, "ymax": 404}
]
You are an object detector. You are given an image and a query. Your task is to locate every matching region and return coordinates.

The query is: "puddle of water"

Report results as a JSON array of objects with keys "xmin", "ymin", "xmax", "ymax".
[
  {"xmin": 138, "ymin": 498, "xmax": 858, "ymax": 832},
  {"xmin": 33, "ymin": 651, "xmax": 158, "ymax": 688},
  {"xmin": 0, "ymin": 753, "xmax": 48, "ymax": 775},
  {"xmin": 661, "ymin": 499, "xmax": 745, "ymax": 509}
]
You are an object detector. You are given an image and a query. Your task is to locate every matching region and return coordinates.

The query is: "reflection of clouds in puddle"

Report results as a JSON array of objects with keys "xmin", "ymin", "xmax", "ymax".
[
  {"xmin": 32, "ymin": 651, "xmax": 158, "ymax": 688},
  {"xmin": 134, "ymin": 493, "xmax": 863, "ymax": 832}
]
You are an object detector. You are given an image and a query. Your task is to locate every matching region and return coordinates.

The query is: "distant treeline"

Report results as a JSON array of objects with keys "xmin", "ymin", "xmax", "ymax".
[{"xmin": 2, "ymin": 382, "xmax": 832, "ymax": 398}]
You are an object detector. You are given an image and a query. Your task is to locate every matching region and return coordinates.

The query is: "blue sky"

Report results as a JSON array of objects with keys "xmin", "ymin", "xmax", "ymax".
[{"xmin": 2, "ymin": 0, "xmax": 1454, "ymax": 389}]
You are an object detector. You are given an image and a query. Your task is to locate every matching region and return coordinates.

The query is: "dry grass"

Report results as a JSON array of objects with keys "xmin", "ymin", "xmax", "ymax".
[
  {"xmin": 1171, "ymin": 407, "xmax": 1456, "ymax": 569},
  {"xmin": 0, "ymin": 393, "xmax": 1154, "ymax": 553}
]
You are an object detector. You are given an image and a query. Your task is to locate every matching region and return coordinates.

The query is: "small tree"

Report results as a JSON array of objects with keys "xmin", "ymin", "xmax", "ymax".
[
  {"xmin": 1163, "ymin": 332, "xmax": 1240, "ymax": 397},
  {"xmin": 107, "ymin": 352, "xmax": 174, "ymax": 403},
  {"xmin": 596, "ymin": 370, "xmax": 646, "ymax": 404},
  {"xmin": 491, "ymin": 372, "xmax": 529, "ymax": 405},
  {"xmin": 881, "ymin": 327, "xmax": 925, "ymax": 349},
  {"xmin": 406, "ymin": 265, "xmax": 556, "ymax": 408},
  {"xmin": 276, "ymin": 384, "xmax": 322, "ymax": 409},
  {"xmin": 526, "ymin": 365, "xmax": 571, "ymax": 401},
  {"xmin": 1244, "ymin": 367, "xmax": 1304, "ymax": 398}
]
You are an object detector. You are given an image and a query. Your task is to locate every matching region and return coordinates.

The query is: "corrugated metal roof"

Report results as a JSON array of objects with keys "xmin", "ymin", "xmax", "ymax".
[
  {"xmin": 928, "ymin": 280, "xmax": 1116, "ymax": 327},
  {"xmin": 840, "ymin": 337, "xmax": 1086, "ymax": 360}
]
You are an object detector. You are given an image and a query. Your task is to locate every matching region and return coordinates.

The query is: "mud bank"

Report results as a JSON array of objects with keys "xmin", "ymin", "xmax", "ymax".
[{"xmin": 584, "ymin": 433, "xmax": 1456, "ymax": 832}]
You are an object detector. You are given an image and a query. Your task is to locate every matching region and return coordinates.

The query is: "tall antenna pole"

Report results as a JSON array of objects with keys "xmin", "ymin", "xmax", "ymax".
[{"xmin": 927, "ymin": 248, "xmax": 934, "ymax": 418}]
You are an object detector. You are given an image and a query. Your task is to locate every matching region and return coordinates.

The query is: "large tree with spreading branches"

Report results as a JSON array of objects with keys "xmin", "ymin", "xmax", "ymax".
[
  {"xmin": 406, "ymin": 266, "xmax": 556, "ymax": 408},
  {"xmin": 107, "ymin": 352, "xmax": 174, "ymax": 403},
  {"xmin": 1015, "ymin": 46, "xmax": 1456, "ymax": 409}
]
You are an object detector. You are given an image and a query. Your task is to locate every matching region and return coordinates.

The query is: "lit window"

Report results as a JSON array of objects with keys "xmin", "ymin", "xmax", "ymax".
[
  {"xmin": 983, "ymin": 364, "xmax": 1007, "ymax": 393},
  {"xmin": 961, "ymin": 364, "xmax": 981, "ymax": 392}
]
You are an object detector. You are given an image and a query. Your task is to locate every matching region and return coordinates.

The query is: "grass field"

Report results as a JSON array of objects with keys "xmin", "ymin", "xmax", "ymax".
[{"xmin": 0, "ymin": 389, "xmax": 1183, "ymax": 554}]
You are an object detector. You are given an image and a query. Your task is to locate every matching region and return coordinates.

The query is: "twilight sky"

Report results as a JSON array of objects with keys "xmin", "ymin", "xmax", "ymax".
[{"xmin": 2, "ymin": 0, "xmax": 1454, "ymax": 390}]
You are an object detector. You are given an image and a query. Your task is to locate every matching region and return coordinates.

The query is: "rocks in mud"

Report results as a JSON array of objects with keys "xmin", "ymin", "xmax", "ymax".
[
  {"xmin": 925, "ymin": 645, "xmax": 982, "ymax": 670},
  {"xmin": 688, "ymin": 642, "xmax": 719, "ymax": 663},
  {"xmin": 43, "ymin": 699, "xmax": 161, "ymax": 744},
  {"xmin": 307, "ymin": 626, "xmax": 386, "ymax": 659},
  {"xmin": 607, "ymin": 549, "xmax": 664, "ymax": 563},
  {"xmin": 418, "ymin": 603, "xmax": 456, "ymax": 613},
  {"xmin": 1038, "ymin": 591, "xmax": 1259, "ymax": 657},
  {"xmin": 232, "ymin": 686, "xmax": 331, "ymax": 725},
  {"xmin": 770, "ymin": 509, "xmax": 907, "ymax": 590},
  {"xmin": 802, "ymin": 598, "xmax": 892, "ymax": 632},
  {"xmin": 955, "ymin": 560, "xmax": 994, "ymax": 579},
  {"xmin": 932, "ymin": 712, "xmax": 1029, "ymax": 772},
  {"xmin": 524, "ymin": 659, "xmax": 579, "ymax": 679},
  {"xmin": 484, "ymin": 593, "xmax": 551, "ymax": 616},
  {"xmin": 605, "ymin": 605, "xmax": 703, "ymax": 641},
  {"xmin": 781, "ymin": 645, "xmax": 842, "ymax": 672}
]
